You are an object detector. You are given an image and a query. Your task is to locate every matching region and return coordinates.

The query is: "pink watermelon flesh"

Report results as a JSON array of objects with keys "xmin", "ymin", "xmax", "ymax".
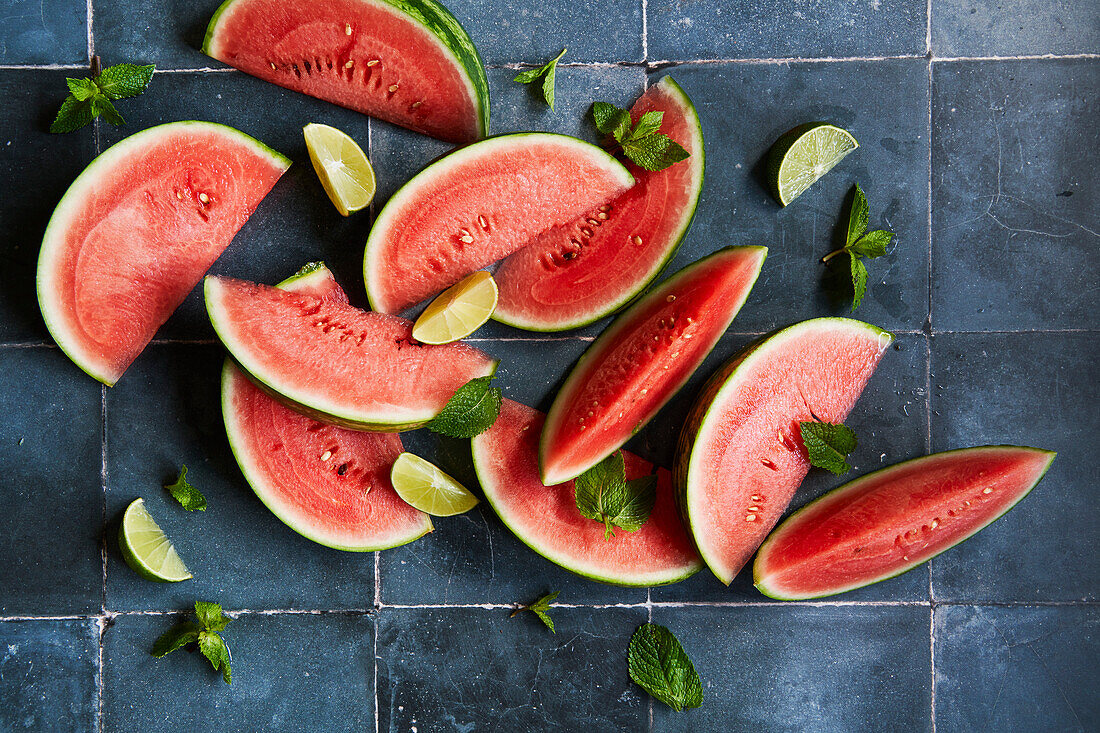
[
  {"xmin": 754, "ymin": 446, "xmax": 1055, "ymax": 599},
  {"xmin": 364, "ymin": 134, "xmax": 635, "ymax": 314},
  {"xmin": 204, "ymin": 0, "xmax": 483, "ymax": 143},
  {"xmin": 539, "ymin": 246, "xmax": 767, "ymax": 486},
  {"xmin": 679, "ymin": 318, "xmax": 892, "ymax": 585},
  {"xmin": 205, "ymin": 275, "xmax": 497, "ymax": 429},
  {"xmin": 37, "ymin": 122, "xmax": 289, "ymax": 385},
  {"xmin": 472, "ymin": 399, "xmax": 702, "ymax": 586},
  {"xmin": 493, "ymin": 77, "xmax": 705, "ymax": 330}
]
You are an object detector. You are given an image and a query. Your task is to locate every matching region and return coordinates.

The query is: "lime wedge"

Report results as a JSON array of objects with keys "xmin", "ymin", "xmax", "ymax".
[
  {"xmin": 119, "ymin": 498, "xmax": 192, "ymax": 582},
  {"xmin": 412, "ymin": 271, "xmax": 498, "ymax": 345},
  {"xmin": 767, "ymin": 122, "xmax": 858, "ymax": 206},
  {"xmin": 303, "ymin": 123, "xmax": 376, "ymax": 216},
  {"xmin": 391, "ymin": 453, "xmax": 479, "ymax": 517}
]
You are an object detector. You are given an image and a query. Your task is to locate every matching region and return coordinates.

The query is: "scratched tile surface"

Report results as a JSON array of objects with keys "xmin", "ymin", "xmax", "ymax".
[{"xmin": 0, "ymin": 0, "xmax": 1096, "ymax": 730}]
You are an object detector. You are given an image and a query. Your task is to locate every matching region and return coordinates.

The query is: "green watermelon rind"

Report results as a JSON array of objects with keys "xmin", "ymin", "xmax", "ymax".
[
  {"xmin": 202, "ymin": 0, "xmax": 490, "ymax": 139},
  {"xmin": 490, "ymin": 75, "xmax": 707, "ymax": 333},
  {"xmin": 364, "ymin": 132, "xmax": 635, "ymax": 313},
  {"xmin": 538, "ymin": 245, "xmax": 768, "ymax": 486},
  {"xmin": 37, "ymin": 121, "xmax": 290, "ymax": 386},
  {"xmin": 752, "ymin": 445, "xmax": 1057, "ymax": 600},
  {"xmin": 674, "ymin": 317, "xmax": 894, "ymax": 585}
]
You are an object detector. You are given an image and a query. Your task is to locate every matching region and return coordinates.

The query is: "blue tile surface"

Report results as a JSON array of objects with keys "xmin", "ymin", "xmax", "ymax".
[
  {"xmin": 0, "ymin": 0, "xmax": 87, "ymax": 65},
  {"xmin": 0, "ymin": 620, "xmax": 99, "ymax": 732},
  {"xmin": 932, "ymin": 0, "xmax": 1100, "ymax": 57},
  {"xmin": 93, "ymin": 0, "xmax": 218, "ymax": 70}
]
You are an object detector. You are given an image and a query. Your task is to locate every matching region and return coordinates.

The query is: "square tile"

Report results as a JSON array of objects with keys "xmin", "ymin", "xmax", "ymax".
[
  {"xmin": 94, "ymin": 0, "xmax": 218, "ymax": 70},
  {"xmin": 935, "ymin": 605, "xmax": 1100, "ymax": 731},
  {"xmin": 0, "ymin": 347, "xmax": 103, "ymax": 615},
  {"xmin": 929, "ymin": 332, "xmax": 1098, "ymax": 602},
  {"xmin": 650, "ymin": 604, "xmax": 933, "ymax": 731},
  {"xmin": 0, "ymin": 0, "xmax": 87, "ymax": 65},
  {"xmin": 932, "ymin": 0, "xmax": 1100, "ymax": 57},
  {"xmin": 0, "ymin": 70, "xmax": 96, "ymax": 344},
  {"xmin": 376, "ymin": 606, "xmax": 648, "ymax": 732},
  {"xmin": 652, "ymin": 61, "xmax": 931, "ymax": 334},
  {"xmin": 0, "ymin": 620, "xmax": 99, "ymax": 732},
  {"xmin": 931, "ymin": 59, "xmax": 1100, "ymax": 331},
  {"xmin": 647, "ymin": 0, "xmax": 927, "ymax": 61},
  {"xmin": 105, "ymin": 344, "xmax": 375, "ymax": 611},
  {"xmin": 103, "ymin": 612, "xmax": 375, "ymax": 731}
]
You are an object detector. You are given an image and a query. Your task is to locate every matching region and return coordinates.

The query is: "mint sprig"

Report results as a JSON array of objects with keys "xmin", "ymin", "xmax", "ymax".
[
  {"xmin": 799, "ymin": 420, "xmax": 858, "ymax": 475},
  {"xmin": 574, "ymin": 452, "xmax": 656, "ymax": 539},
  {"xmin": 592, "ymin": 102, "xmax": 690, "ymax": 172},
  {"xmin": 822, "ymin": 184, "xmax": 895, "ymax": 310},
  {"xmin": 628, "ymin": 623, "xmax": 703, "ymax": 712},
  {"xmin": 165, "ymin": 465, "xmax": 207, "ymax": 512},
  {"xmin": 426, "ymin": 376, "xmax": 502, "ymax": 438},
  {"xmin": 51, "ymin": 61, "xmax": 154, "ymax": 133},
  {"xmin": 510, "ymin": 590, "xmax": 559, "ymax": 633},
  {"xmin": 513, "ymin": 48, "xmax": 567, "ymax": 110},
  {"xmin": 151, "ymin": 601, "xmax": 233, "ymax": 684}
]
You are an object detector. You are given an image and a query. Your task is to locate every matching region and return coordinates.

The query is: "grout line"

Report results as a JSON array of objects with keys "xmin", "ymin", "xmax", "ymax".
[
  {"xmin": 640, "ymin": 0, "xmax": 648, "ymax": 62},
  {"xmin": 96, "ymin": 616, "xmax": 106, "ymax": 733},
  {"xmin": 374, "ymin": 551, "xmax": 381, "ymax": 609},
  {"xmin": 153, "ymin": 67, "xmax": 237, "ymax": 74},
  {"xmin": 646, "ymin": 587, "xmax": 654, "ymax": 732},
  {"xmin": 0, "ymin": 63, "xmax": 88, "ymax": 70},
  {"xmin": 926, "ymin": 0, "xmax": 933, "ymax": 56},
  {"xmin": 85, "ymin": 0, "xmax": 94, "ymax": 62},
  {"xmin": 100, "ymin": 384, "xmax": 108, "ymax": 616},
  {"xmin": 932, "ymin": 52, "xmax": 1100, "ymax": 62},
  {"xmin": 930, "ymin": 605, "xmax": 937, "ymax": 733},
  {"xmin": 373, "ymin": 607, "xmax": 380, "ymax": 733}
]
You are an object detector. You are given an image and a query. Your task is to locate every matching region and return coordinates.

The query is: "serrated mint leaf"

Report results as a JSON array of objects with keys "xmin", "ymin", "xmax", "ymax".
[
  {"xmin": 94, "ymin": 63, "xmax": 155, "ymax": 99},
  {"xmin": 628, "ymin": 623, "xmax": 703, "ymax": 712},
  {"xmin": 823, "ymin": 185, "xmax": 895, "ymax": 309},
  {"xmin": 50, "ymin": 96, "xmax": 94, "ymax": 133},
  {"xmin": 627, "ymin": 110, "xmax": 664, "ymax": 141},
  {"xmin": 850, "ymin": 254, "xmax": 869, "ymax": 311},
  {"xmin": 845, "ymin": 184, "xmax": 870, "ymax": 246},
  {"xmin": 198, "ymin": 631, "xmax": 232, "ymax": 684},
  {"xmin": 150, "ymin": 600, "xmax": 234, "ymax": 683},
  {"xmin": 51, "ymin": 61, "xmax": 153, "ymax": 134},
  {"xmin": 574, "ymin": 452, "xmax": 655, "ymax": 539},
  {"xmin": 607, "ymin": 474, "xmax": 656, "ymax": 532},
  {"xmin": 91, "ymin": 95, "xmax": 125, "ymax": 126},
  {"xmin": 850, "ymin": 229, "xmax": 892, "ymax": 259},
  {"xmin": 194, "ymin": 601, "xmax": 231, "ymax": 632},
  {"xmin": 513, "ymin": 49, "xmax": 566, "ymax": 110},
  {"xmin": 66, "ymin": 77, "xmax": 99, "ymax": 101},
  {"xmin": 165, "ymin": 465, "xmax": 207, "ymax": 511},
  {"xmin": 799, "ymin": 420, "xmax": 858, "ymax": 475},
  {"xmin": 621, "ymin": 132, "xmax": 690, "ymax": 172},
  {"xmin": 592, "ymin": 101, "xmax": 632, "ymax": 142},
  {"xmin": 510, "ymin": 590, "xmax": 560, "ymax": 633},
  {"xmin": 150, "ymin": 621, "xmax": 202, "ymax": 658},
  {"xmin": 426, "ymin": 376, "xmax": 502, "ymax": 438}
]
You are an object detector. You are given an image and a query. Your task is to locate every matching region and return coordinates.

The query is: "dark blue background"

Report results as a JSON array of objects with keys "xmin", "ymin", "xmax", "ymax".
[{"xmin": 0, "ymin": 0, "xmax": 1097, "ymax": 730}]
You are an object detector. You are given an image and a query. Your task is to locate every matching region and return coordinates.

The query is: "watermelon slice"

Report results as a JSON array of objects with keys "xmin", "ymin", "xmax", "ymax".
[
  {"xmin": 492, "ymin": 76, "xmax": 705, "ymax": 331},
  {"xmin": 37, "ymin": 121, "xmax": 289, "ymax": 385},
  {"xmin": 754, "ymin": 446, "xmax": 1056, "ymax": 600},
  {"xmin": 205, "ymin": 275, "xmax": 497, "ymax": 430},
  {"xmin": 472, "ymin": 399, "xmax": 702, "ymax": 586},
  {"xmin": 676, "ymin": 317, "xmax": 893, "ymax": 585},
  {"xmin": 203, "ymin": 0, "xmax": 489, "ymax": 144},
  {"xmin": 539, "ymin": 246, "xmax": 767, "ymax": 486},
  {"xmin": 363, "ymin": 133, "xmax": 635, "ymax": 314},
  {"xmin": 222, "ymin": 263, "xmax": 432, "ymax": 550}
]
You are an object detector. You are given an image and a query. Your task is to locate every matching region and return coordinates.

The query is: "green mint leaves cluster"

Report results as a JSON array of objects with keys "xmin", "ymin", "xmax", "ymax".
[
  {"xmin": 823, "ymin": 184, "xmax": 894, "ymax": 310},
  {"xmin": 628, "ymin": 624, "xmax": 703, "ymax": 712},
  {"xmin": 51, "ymin": 62, "xmax": 155, "ymax": 133},
  {"xmin": 592, "ymin": 102, "xmax": 690, "ymax": 172},
  {"xmin": 151, "ymin": 601, "xmax": 233, "ymax": 684},
  {"xmin": 799, "ymin": 420, "xmax": 858, "ymax": 475},
  {"xmin": 574, "ymin": 452, "xmax": 656, "ymax": 539},
  {"xmin": 165, "ymin": 465, "xmax": 207, "ymax": 512},
  {"xmin": 427, "ymin": 376, "xmax": 502, "ymax": 438},
  {"xmin": 513, "ymin": 48, "xmax": 567, "ymax": 110},
  {"xmin": 511, "ymin": 590, "xmax": 559, "ymax": 632}
]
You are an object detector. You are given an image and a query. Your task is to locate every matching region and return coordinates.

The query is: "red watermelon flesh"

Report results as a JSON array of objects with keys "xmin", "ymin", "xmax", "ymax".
[
  {"xmin": 677, "ymin": 318, "xmax": 892, "ymax": 585},
  {"xmin": 539, "ymin": 246, "xmax": 767, "ymax": 486},
  {"xmin": 37, "ymin": 122, "xmax": 289, "ymax": 385},
  {"xmin": 203, "ymin": 0, "xmax": 487, "ymax": 143},
  {"xmin": 753, "ymin": 446, "xmax": 1055, "ymax": 599},
  {"xmin": 472, "ymin": 399, "xmax": 701, "ymax": 586},
  {"xmin": 493, "ymin": 76, "xmax": 705, "ymax": 331}
]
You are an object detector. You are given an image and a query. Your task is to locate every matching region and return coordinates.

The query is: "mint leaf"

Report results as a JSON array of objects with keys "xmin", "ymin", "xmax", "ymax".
[
  {"xmin": 822, "ymin": 185, "xmax": 895, "ymax": 310},
  {"xmin": 50, "ymin": 60, "xmax": 154, "ymax": 134},
  {"xmin": 150, "ymin": 621, "xmax": 202, "ymax": 657},
  {"xmin": 150, "ymin": 601, "xmax": 233, "ymax": 683},
  {"xmin": 510, "ymin": 590, "xmax": 559, "ymax": 633},
  {"xmin": 608, "ymin": 474, "xmax": 656, "ymax": 533},
  {"xmin": 165, "ymin": 465, "xmax": 207, "ymax": 512},
  {"xmin": 592, "ymin": 101, "xmax": 632, "ymax": 142},
  {"xmin": 198, "ymin": 631, "xmax": 232, "ymax": 684},
  {"xmin": 850, "ymin": 229, "xmax": 892, "ymax": 259},
  {"xmin": 66, "ymin": 77, "xmax": 99, "ymax": 101},
  {"xmin": 50, "ymin": 97, "xmax": 94, "ymax": 133},
  {"xmin": 426, "ymin": 376, "xmax": 502, "ymax": 438},
  {"xmin": 628, "ymin": 623, "xmax": 703, "ymax": 712},
  {"xmin": 91, "ymin": 95, "xmax": 125, "ymax": 126},
  {"xmin": 513, "ymin": 48, "xmax": 566, "ymax": 110},
  {"xmin": 627, "ymin": 110, "xmax": 664, "ymax": 141},
  {"xmin": 850, "ymin": 254, "xmax": 869, "ymax": 311},
  {"xmin": 194, "ymin": 601, "xmax": 231, "ymax": 632},
  {"xmin": 593, "ymin": 100, "xmax": 691, "ymax": 171},
  {"xmin": 574, "ymin": 452, "xmax": 655, "ymax": 539},
  {"xmin": 94, "ymin": 63, "xmax": 155, "ymax": 99},
  {"xmin": 621, "ymin": 133, "xmax": 690, "ymax": 172},
  {"xmin": 845, "ymin": 184, "xmax": 870, "ymax": 246},
  {"xmin": 799, "ymin": 420, "xmax": 858, "ymax": 475}
]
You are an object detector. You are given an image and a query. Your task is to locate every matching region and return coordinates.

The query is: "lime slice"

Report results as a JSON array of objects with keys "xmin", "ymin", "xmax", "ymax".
[
  {"xmin": 412, "ymin": 271, "xmax": 498, "ymax": 344},
  {"xmin": 391, "ymin": 453, "xmax": 479, "ymax": 517},
  {"xmin": 119, "ymin": 498, "xmax": 192, "ymax": 582},
  {"xmin": 303, "ymin": 123, "xmax": 376, "ymax": 216},
  {"xmin": 767, "ymin": 122, "xmax": 858, "ymax": 206}
]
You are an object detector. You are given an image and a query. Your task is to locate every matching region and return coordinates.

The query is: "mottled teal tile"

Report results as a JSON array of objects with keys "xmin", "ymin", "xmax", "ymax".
[
  {"xmin": 932, "ymin": 0, "xmax": 1100, "ymax": 56},
  {"xmin": 0, "ymin": 0, "xmax": 87, "ymax": 65},
  {"xmin": 0, "ymin": 620, "xmax": 99, "ymax": 732}
]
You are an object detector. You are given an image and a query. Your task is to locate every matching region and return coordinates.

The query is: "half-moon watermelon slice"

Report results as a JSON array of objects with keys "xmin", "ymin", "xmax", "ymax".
[
  {"xmin": 37, "ymin": 121, "xmax": 289, "ymax": 386},
  {"xmin": 205, "ymin": 274, "xmax": 498, "ymax": 430},
  {"xmin": 203, "ymin": 0, "xmax": 489, "ymax": 144},
  {"xmin": 539, "ymin": 246, "xmax": 767, "ymax": 486},
  {"xmin": 676, "ymin": 317, "xmax": 893, "ymax": 585},
  {"xmin": 472, "ymin": 399, "xmax": 702, "ymax": 586},
  {"xmin": 363, "ymin": 133, "xmax": 635, "ymax": 314},
  {"xmin": 754, "ymin": 445, "xmax": 1056, "ymax": 600},
  {"xmin": 492, "ymin": 76, "xmax": 705, "ymax": 331},
  {"xmin": 222, "ymin": 262, "xmax": 432, "ymax": 551}
]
